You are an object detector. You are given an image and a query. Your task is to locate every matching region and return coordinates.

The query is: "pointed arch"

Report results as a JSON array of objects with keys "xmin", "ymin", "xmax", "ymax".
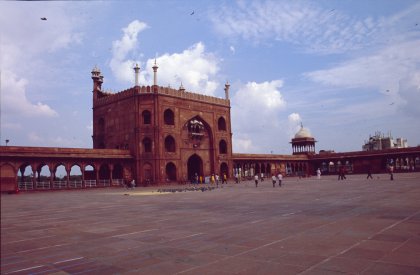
[
  {"xmin": 165, "ymin": 135, "xmax": 176, "ymax": 152},
  {"xmin": 165, "ymin": 162, "xmax": 177, "ymax": 181},
  {"xmin": 164, "ymin": 108, "xmax": 175, "ymax": 125},
  {"xmin": 218, "ymin": 117, "xmax": 227, "ymax": 131},
  {"xmin": 219, "ymin": 139, "xmax": 227, "ymax": 154},
  {"xmin": 142, "ymin": 137, "xmax": 152, "ymax": 153},
  {"xmin": 142, "ymin": 110, "xmax": 151, "ymax": 125}
]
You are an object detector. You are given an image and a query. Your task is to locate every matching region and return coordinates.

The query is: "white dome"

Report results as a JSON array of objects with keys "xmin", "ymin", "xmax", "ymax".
[{"xmin": 295, "ymin": 126, "xmax": 312, "ymax": 138}]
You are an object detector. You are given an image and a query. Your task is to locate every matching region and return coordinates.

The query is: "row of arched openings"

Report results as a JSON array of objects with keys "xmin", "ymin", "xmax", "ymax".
[
  {"xmin": 16, "ymin": 163, "xmax": 124, "ymax": 190},
  {"xmin": 164, "ymin": 160, "xmax": 230, "ymax": 182},
  {"xmin": 233, "ymin": 163, "xmax": 271, "ymax": 178},
  {"xmin": 320, "ymin": 161, "xmax": 353, "ymax": 173},
  {"xmin": 142, "ymin": 136, "xmax": 228, "ymax": 154},
  {"xmin": 141, "ymin": 109, "xmax": 227, "ymax": 131}
]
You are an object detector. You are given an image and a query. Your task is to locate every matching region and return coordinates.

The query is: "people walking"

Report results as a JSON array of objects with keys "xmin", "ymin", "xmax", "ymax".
[
  {"xmin": 316, "ymin": 168, "xmax": 321, "ymax": 179},
  {"xmin": 389, "ymin": 165, "xmax": 394, "ymax": 181},
  {"xmin": 338, "ymin": 167, "xmax": 346, "ymax": 181},
  {"xmin": 271, "ymin": 174, "xmax": 276, "ymax": 187},
  {"xmin": 277, "ymin": 173, "xmax": 283, "ymax": 187},
  {"xmin": 367, "ymin": 168, "xmax": 373, "ymax": 179},
  {"xmin": 222, "ymin": 173, "xmax": 227, "ymax": 184},
  {"xmin": 254, "ymin": 174, "xmax": 259, "ymax": 187},
  {"xmin": 215, "ymin": 174, "xmax": 219, "ymax": 187}
]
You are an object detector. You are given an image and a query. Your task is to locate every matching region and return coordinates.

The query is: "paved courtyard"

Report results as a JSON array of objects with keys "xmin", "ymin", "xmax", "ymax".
[{"xmin": 2, "ymin": 173, "xmax": 420, "ymax": 275}]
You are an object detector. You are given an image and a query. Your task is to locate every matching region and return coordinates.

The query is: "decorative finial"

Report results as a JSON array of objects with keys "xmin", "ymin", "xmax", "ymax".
[{"xmin": 179, "ymin": 82, "xmax": 185, "ymax": 92}]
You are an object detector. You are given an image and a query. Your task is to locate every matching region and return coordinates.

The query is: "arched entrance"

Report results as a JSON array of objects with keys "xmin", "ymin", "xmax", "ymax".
[
  {"xmin": 143, "ymin": 163, "xmax": 153, "ymax": 185},
  {"xmin": 220, "ymin": 162, "xmax": 229, "ymax": 177},
  {"xmin": 187, "ymin": 154, "xmax": 203, "ymax": 182},
  {"xmin": 166, "ymin": 162, "xmax": 177, "ymax": 182}
]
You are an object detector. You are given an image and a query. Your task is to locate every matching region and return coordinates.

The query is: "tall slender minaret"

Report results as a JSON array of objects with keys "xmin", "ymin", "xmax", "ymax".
[
  {"xmin": 152, "ymin": 59, "xmax": 158, "ymax": 86},
  {"xmin": 224, "ymin": 81, "xmax": 230, "ymax": 100},
  {"xmin": 133, "ymin": 63, "xmax": 140, "ymax": 87},
  {"xmin": 91, "ymin": 66, "xmax": 102, "ymax": 91}
]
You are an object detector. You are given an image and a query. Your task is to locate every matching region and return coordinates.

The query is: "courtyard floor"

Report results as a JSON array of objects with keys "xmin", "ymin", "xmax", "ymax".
[{"xmin": 1, "ymin": 173, "xmax": 420, "ymax": 275}]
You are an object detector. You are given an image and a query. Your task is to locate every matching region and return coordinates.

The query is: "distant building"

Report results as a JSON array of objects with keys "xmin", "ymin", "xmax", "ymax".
[
  {"xmin": 290, "ymin": 124, "xmax": 316, "ymax": 155},
  {"xmin": 362, "ymin": 131, "xmax": 408, "ymax": 151}
]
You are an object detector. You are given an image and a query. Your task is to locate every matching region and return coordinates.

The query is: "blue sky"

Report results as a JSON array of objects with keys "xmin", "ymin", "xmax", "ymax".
[{"xmin": 1, "ymin": 0, "xmax": 419, "ymax": 154}]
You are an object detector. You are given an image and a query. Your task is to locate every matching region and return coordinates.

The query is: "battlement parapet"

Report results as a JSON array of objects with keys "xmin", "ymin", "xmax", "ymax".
[{"xmin": 94, "ymin": 86, "xmax": 230, "ymax": 107}]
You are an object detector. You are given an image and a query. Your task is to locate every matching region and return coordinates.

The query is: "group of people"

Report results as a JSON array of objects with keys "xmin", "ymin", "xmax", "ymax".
[
  {"xmin": 316, "ymin": 167, "xmax": 347, "ymax": 180},
  {"xmin": 124, "ymin": 179, "xmax": 136, "ymax": 189},
  {"xmin": 316, "ymin": 166, "xmax": 395, "ymax": 181},
  {"xmin": 254, "ymin": 173, "xmax": 283, "ymax": 187},
  {"xmin": 192, "ymin": 173, "xmax": 228, "ymax": 186}
]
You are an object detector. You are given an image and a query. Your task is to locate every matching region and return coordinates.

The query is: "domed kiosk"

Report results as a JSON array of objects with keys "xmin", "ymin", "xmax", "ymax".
[{"xmin": 291, "ymin": 124, "xmax": 316, "ymax": 155}]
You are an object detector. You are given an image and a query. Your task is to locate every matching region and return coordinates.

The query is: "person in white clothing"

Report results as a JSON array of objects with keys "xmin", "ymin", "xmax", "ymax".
[
  {"xmin": 277, "ymin": 173, "xmax": 283, "ymax": 187},
  {"xmin": 316, "ymin": 168, "xmax": 321, "ymax": 179},
  {"xmin": 271, "ymin": 175, "xmax": 276, "ymax": 187}
]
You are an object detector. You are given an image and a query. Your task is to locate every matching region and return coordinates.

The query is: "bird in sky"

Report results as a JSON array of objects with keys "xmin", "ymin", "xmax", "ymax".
[
  {"xmin": 40, "ymin": 17, "xmax": 47, "ymax": 20},
  {"xmin": 389, "ymin": 102, "xmax": 395, "ymax": 105},
  {"xmin": 190, "ymin": 10, "xmax": 194, "ymax": 15}
]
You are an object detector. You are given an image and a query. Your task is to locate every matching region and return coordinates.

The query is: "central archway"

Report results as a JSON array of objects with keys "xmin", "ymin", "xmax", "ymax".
[{"xmin": 187, "ymin": 154, "xmax": 203, "ymax": 182}]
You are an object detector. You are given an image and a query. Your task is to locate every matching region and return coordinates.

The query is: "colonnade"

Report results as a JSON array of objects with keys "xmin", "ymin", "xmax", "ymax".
[
  {"xmin": 233, "ymin": 160, "xmax": 310, "ymax": 178},
  {"xmin": 292, "ymin": 144, "xmax": 315, "ymax": 154},
  {"xmin": 13, "ymin": 161, "xmax": 130, "ymax": 191}
]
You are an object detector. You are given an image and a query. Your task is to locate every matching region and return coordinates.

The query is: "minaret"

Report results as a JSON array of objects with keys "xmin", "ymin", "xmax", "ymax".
[
  {"xmin": 133, "ymin": 63, "xmax": 140, "ymax": 87},
  {"xmin": 91, "ymin": 66, "xmax": 101, "ymax": 91},
  {"xmin": 98, "ymin": 74, "xmax": 103, "ymax": 90},
  {"xmin": 152, "ymin": 59, "xmax": 158, "ymax": 86},
  {"xmin": 179, "ymin": 82, "xmax": 185, "ymax": 92},
  {"xmin": 224, "ymin": 81, "xmax": 230, "ymax": 100}
]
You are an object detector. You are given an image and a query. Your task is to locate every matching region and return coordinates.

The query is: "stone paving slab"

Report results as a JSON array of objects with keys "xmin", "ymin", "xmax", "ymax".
[{"xmin": 2, "ymin": 173, "xmax": 420, "ymax": 274}]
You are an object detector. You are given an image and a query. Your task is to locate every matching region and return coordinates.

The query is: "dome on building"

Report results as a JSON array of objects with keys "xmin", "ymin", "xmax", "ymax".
[{"xmin": 294, "ymin": 125, "xmax": 313, "ymax": 139}]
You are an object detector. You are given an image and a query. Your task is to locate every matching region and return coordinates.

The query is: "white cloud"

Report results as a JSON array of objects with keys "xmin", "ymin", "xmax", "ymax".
[
  {"xmin": 110, "ymin": 20, "xmax": 148, "ymax": 83},
  {"xmin": 0, "ymin": 2, "xmax": 88, "ymax": 145},
  {"xmin": 141, "ymin": 42, "xmax": 220, "ymax": 95},
  {"xmin": 399, "ymin": 72, "xmax": 420, "ymax": 116},
  {"xmin": 1, "ymin": 122, "xmax": 22, "ymax": 130},
  {"xmin": 229, "ymin": 46, "xmax": 235, "ymax": 54},
  {"xmin": 210, "ymin": 1, "xmax": 366, "ymax": 53},
  {"xmin": 26, "ymin": 131, "xmax": 86, "ymax": 148},
  {"xmin": 231, "ymin": 80, "xmax": 286, "ymax": 152},
  {"xmin": 109, "ymin": 21, "xmax": 220, "ymax": 95},
  {"xmin": 287, "ymin": 113, "xmax": 302, "ymax": 138},
  {"xmin": 1, "ymin": 70, "xmax": 58, "ymax": 117},
  {"xmin": 233, "ymin": 137, "xmax": 254, "ymax": 153},
  {"xmin": 86, "ymin": 121, "xmax": 93, "ymax": 132},
  {"xmin": 28, "ymin": 132, "xmax": 43, "ymax": 143},
  {"xmin": 304, "ymin": 40, "xmax": 420, "ymax": 118},
  {"xmin": 305, "ymin": 40, "xmax": 420, "ymax": 91},
  {"xmin": 209, "ymin": 1, "xmax": 420, "ymax": 54},
  {"xmin": 0, "ymin": 2, "xmax": 85, "ymax": 70},
  {"xmin": 232, "ymin": 80, "xmax": 285, "ymax": 111}
]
